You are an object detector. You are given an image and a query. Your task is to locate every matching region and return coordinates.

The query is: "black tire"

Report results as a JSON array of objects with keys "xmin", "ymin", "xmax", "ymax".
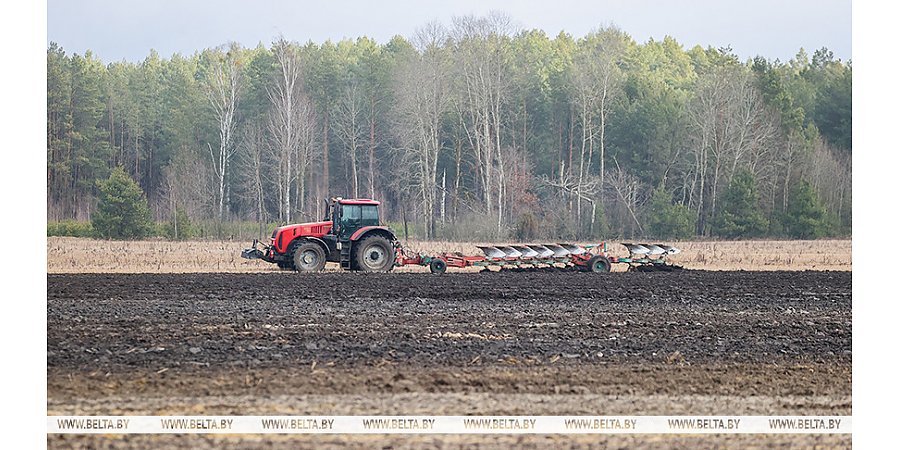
[
  {"xmin": 354, "ymin": 235, "xmax": 395, "ymax": 272},
  {"xmin": 292, "ymin": 241, "xmax": 326, "ymax": 273},
  {"xmin": 587, "ymin": 255, "xmax": 611, "ymax": 273},
  {"xmin": 430, "ymin": 258, "xmax": 447, "ymax": 274}
]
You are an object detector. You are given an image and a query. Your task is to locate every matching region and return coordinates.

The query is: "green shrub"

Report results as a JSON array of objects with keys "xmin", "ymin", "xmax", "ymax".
[
  {"xmin": 160, "ymin": 207, "xmax": 195, "ymax": 240},
  {"xmin": 47, "ymin": 220, "xmax": 93, "ymax": 237}
]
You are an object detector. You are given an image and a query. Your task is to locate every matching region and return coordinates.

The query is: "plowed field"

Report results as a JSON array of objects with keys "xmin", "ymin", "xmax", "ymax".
[{"xmin": 48, "ymin": 270, "xmax": 851, "ymax": 449}]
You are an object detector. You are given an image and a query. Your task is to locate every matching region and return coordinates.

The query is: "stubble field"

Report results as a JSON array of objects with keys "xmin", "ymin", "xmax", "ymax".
[{"xmin": 47, "ymin": 237, "xmax": 852, "ymax": 273}]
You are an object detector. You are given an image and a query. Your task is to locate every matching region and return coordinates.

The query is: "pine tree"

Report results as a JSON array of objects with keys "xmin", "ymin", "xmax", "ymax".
[
  {"xmin": 714, "ymin": 170, "xmax": 768, "ymax": 238},
  {"xmin": 645, "ymin": 189, "xmax": 695, "ymax": 240},
  {"xmin": 784, "ymin": 180, "xmax": 829, "ymax": 239},
  {"xmin": 92, "ymin": 167, "xmax": 154, "ymax": 239}
]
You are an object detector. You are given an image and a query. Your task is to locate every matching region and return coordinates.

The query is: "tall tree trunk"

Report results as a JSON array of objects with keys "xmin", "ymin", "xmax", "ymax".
[
  {"xmin": 577, "ymin": 99, "xmax": 588, "ymax": 228},
  {"xmin": 284, "ymin": 151, "xmax": 292, "ymax": 223},
  {"xmin": 440, "ymin": 170, "xmax": 446, "ymax": 227},
  {"xmin": 350, "ymin": 145, "xmax": 359, "ymax": 198},
  {"xmin": 368, "ymin": 100, "xmax": 376, "ymax": 199},
  {"xmin": 323, "ymin": 115, "xmax": 330, "ymax": 197},
  {"xmin": 522, "ymin": 99, "xmax": 527, "ymax": 155},
  {"xmin": 453, "ymin": 139, "xmax": 462, "ymax": 220}
]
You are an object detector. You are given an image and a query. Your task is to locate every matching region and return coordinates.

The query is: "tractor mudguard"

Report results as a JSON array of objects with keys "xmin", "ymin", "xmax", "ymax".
[{"xmin": 349, "ymin": 226, "xmax": 396, "ymax": 242}]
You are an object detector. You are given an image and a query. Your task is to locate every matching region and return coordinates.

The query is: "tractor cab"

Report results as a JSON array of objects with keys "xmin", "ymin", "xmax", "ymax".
[{"xmin": 330, "ymin": 198, "xmax": 381, "ymax": 240}]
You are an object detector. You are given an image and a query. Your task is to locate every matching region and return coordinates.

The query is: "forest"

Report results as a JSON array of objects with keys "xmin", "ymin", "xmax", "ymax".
[{"xmin": 47, "ymin": 14, "xmax": 851, "ymax": 241}]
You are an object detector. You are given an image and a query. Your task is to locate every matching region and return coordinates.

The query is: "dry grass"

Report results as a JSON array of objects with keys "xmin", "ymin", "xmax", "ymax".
[
  {"xmin": 47, "ymin": 237, "xmax": 851, "ymax": 274},
  {"xmin": 658, "ymin": 239, "xmax": 851, "ymax": 271}
]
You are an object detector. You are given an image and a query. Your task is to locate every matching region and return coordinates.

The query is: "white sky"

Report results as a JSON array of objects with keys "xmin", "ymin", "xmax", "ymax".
[{"xmin": 47, "ymin": 0, "xmax": 851, "ymax": 62}]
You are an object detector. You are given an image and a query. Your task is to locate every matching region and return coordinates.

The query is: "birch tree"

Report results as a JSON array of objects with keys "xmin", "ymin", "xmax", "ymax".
[
  {"xmin": 238, "ymin": 121, "xmax": 269, "ymax": 226},
  {"xmin": 203, "ymin": 43, "xmax": 243, "ymax": 221},
  {"xmin": 450, "ymin": 13, "xmax": 515, "ymax": 232},
  {"xmin": 564, "ymin": 28, "xmax": 629, "ymax": 236},
  {"xmin": 334, "ymin": 78, "xmax": 365, "ymax": 198},
  {"xmin": 571, "ymin": 27, "xmax": 627, "ymax": 193},
  {"xmin": 687, "ymin": 63, "xmax": 777, "ymax": 235},
  {"xmin": 393, "ymin": 22, "xmax": 451, "ymax": 238},
  {"xmin": 267, "ymin": 38, "xmax": 315, "ymax": 222}
]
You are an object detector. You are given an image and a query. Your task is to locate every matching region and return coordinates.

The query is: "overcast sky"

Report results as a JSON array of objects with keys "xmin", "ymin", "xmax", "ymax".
[{"xmin": 47, "ymin": 0, "xmax": 851, "ymax": 63}]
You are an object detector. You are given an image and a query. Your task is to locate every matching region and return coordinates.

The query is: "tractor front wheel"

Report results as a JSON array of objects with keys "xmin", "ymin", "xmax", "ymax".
[
  {"xmin": 354, "ymin": 235, "xmax": 395, "ymax": 272},
  {"xmin": 292, "ymin": 242, "xmax": 326, "ymax": 273}
]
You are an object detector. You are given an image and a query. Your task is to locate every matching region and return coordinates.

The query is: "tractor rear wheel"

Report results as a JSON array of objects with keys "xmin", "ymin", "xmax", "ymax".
[
  {"xmin": 292, "ymin": 242, "xmax": 326, "ymax": 273},
  {"xmin": 354, "ymin": 235, "xmax": 394, "ymax": 272},
  {"xmin": 587, "ymin": 255, "xmax": 612, "ymax": 273}
]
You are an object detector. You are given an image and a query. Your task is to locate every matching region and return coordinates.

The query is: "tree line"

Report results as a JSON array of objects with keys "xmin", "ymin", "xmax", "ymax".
[{"xmin": 47, "ymin": 13, "xmax": 851, "ymax": 241}]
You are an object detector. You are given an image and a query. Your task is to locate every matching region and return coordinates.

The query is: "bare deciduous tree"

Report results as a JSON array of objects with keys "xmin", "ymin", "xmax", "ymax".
[
  {"xmin": 164, "ymin": 148, "xmax": 213, "ymax": 222},
  {"xmin": 450, "ymin": 12, "xmax": 515, "ymax": 233},
  {"xmin": 334, "ymin": 79, "xmax": 365, "ymax": 198},
  {"xmin": 393, "ymin": 22, "xmax": 451, "ymax": 238},
  {"xmin": 203, "ymin": 43, "xmax": 244, "ymax": 221},
  {"xmin": 267, "ymin": 38, "xmax": 317, "ymax": 222},
  {"xmin": 237, "ymin": 121, "xmax": 270, "ymax": 228},
  {"xmin": 687, "ymin": 65, "xmax": 777, "ymax": 235},
  {"xmin": 806, "ymin": 137, "xmax": 851, "ymax": 224},
  {"xmin": 540, "ymin": 171, "xmax": 603, "ymax": 237},
  {"xmin": 605, "ymin": 161, "xmax": 649, "ymax": 237},
  {"xmin": 570, "ymin": 26, "xmax": 627, "ymax": 228}
]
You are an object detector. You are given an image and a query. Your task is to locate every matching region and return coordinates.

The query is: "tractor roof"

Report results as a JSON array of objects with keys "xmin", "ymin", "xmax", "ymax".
[{"xmin": 338, "ymin": 198, "xmax": 380, "ymax": 206}]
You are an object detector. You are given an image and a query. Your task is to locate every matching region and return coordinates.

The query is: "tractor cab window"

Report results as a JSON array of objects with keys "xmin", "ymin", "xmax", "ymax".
[
  {"xmin": 339, "ymin": 205, "xmax": 361, "ymax": 238},
  {"xmin": 343, "ymin": 205, "xmax": 361, "ymax": 221},
  {"xmin": 338, "ymin": 203, "xmax": 379, "ymax": 238},
  {"xmin": 361, "ymin": 205, "xmax": 379, "ymax": 222}
]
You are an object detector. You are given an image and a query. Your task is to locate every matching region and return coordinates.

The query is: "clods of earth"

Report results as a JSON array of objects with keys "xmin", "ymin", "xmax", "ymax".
[{"xmin": 48, "ymin": 270, "xmax": 851, "ymax": 449}]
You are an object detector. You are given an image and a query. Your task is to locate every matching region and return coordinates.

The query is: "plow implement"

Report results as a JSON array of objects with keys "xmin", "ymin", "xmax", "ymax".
[{"xmin": 395, "ymin": 242, "xmax": 682, "ymax": 274}]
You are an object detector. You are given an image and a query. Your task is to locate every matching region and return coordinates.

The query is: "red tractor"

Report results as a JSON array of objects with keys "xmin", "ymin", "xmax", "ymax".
[{"xmin": 241, "ymin": 197, "xmax": 398, "ymax": 272}]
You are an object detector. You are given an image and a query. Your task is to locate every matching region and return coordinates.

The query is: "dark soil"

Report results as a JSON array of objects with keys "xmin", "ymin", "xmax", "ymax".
[
  {"xmin": 47, "ymin": 270, "xmax": 851, "ymax": 449},
  {"xmin": 48, "ymin": 271, "xmax": 850, "ymax": 370}
]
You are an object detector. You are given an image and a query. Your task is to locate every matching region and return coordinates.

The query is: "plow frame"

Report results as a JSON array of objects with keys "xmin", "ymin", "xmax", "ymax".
[
  {"xmin": 394, "ymin": 241, "xmax": 681, "ymax": 274},
  {"xmin": 395, "ymin": 242, "xmax": 669, "ymax": 274}
]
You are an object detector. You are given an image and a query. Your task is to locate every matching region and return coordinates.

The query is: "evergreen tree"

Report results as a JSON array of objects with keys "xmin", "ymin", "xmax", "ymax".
[
  {"xmin": 645, "ymin": 189, "xmax": 695, "ymax": 240},
  {"xmin": 813, "ymin": 65, "xmax": 852, "ymax": 151},
  {"xmin": 714, "ymin": 170, "xmax": 768, "ymax": 238},
  {"xmin": 69, "ymin": 51, "xmax": 113, "ymax": 217},
  {"xmin": 784, "ymin": 180, "xmax": 829, "ymax": 239},
  {"xmin": 92, "ymin": 167, "xmax": 153, "ymax": 239}
]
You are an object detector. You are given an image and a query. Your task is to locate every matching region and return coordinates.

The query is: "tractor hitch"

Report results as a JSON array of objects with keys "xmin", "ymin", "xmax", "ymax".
[{"xmin": 241, "ymin": 239, "xmax": 274, "ymax": 262}]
